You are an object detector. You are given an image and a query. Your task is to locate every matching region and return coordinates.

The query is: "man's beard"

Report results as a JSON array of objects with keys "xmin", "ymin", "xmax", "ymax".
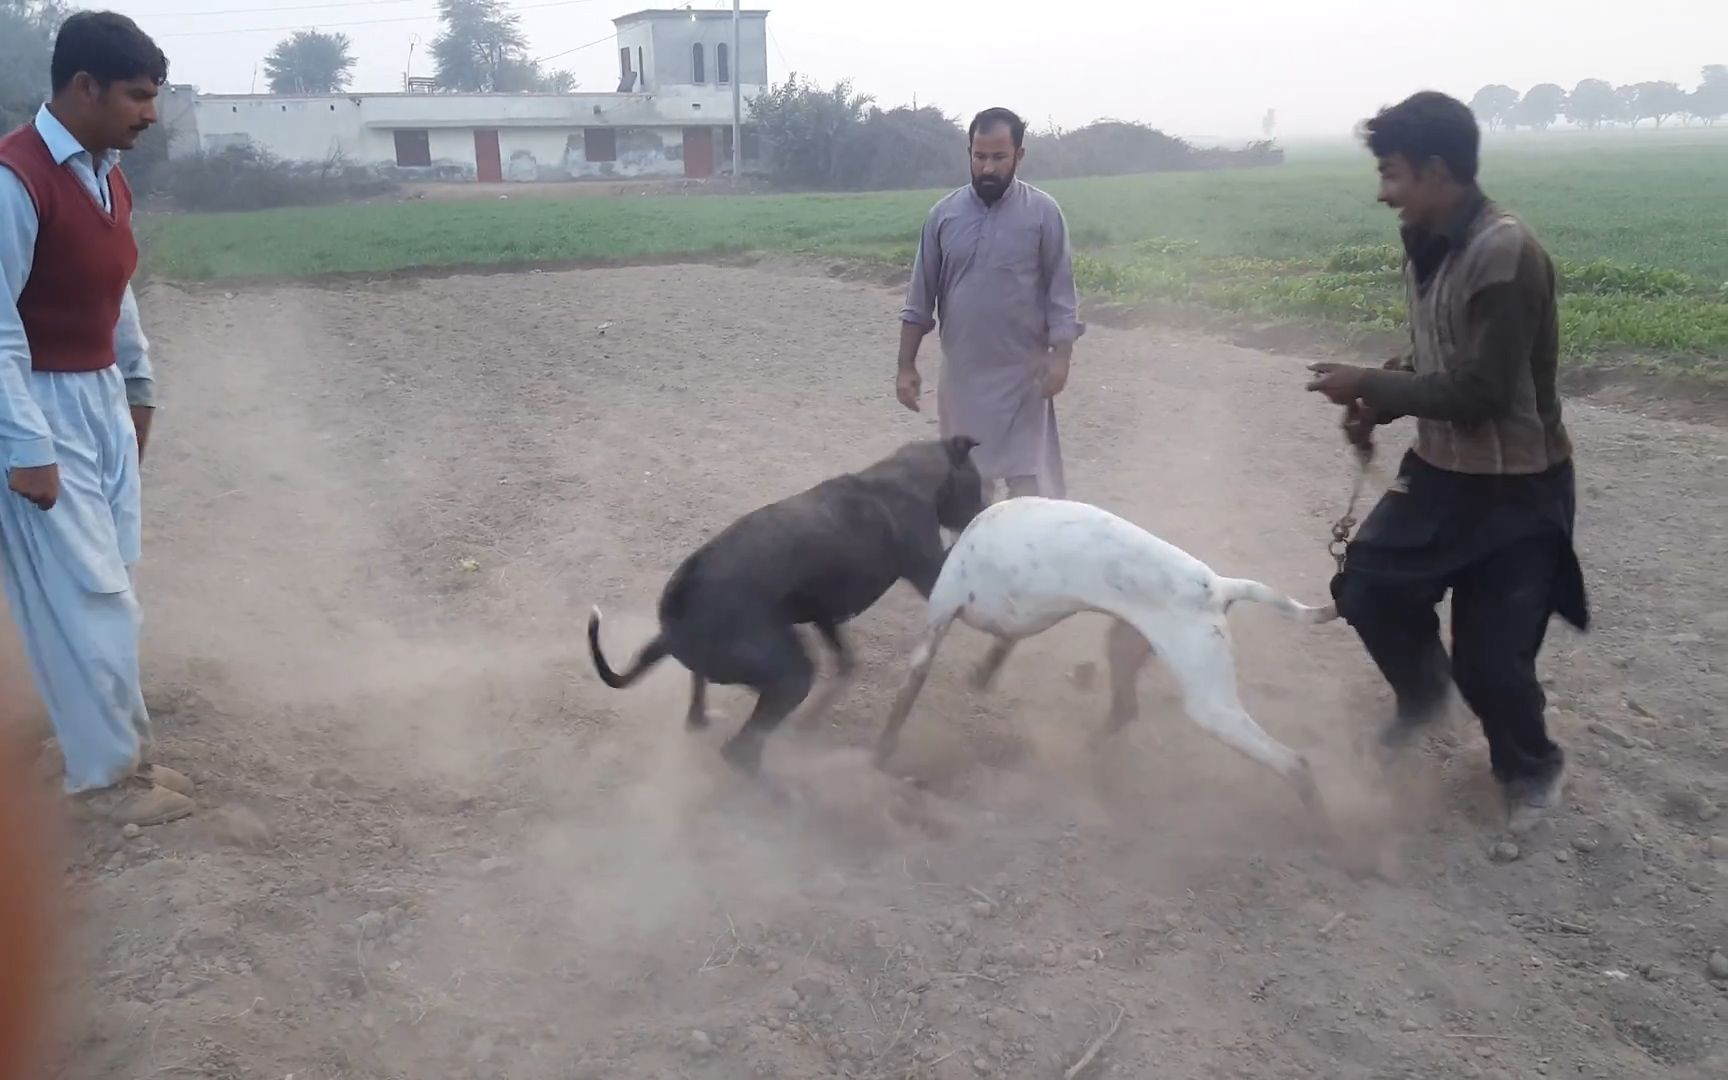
[{"xmin": 972, "ymin": 167, "xmax": 1015, "ymax": 205}]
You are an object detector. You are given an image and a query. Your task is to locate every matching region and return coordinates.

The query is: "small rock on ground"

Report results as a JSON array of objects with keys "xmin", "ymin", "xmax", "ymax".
[{"xmin": 1708, "ymin": 951, "xmax": 1728, "ymax": 981}]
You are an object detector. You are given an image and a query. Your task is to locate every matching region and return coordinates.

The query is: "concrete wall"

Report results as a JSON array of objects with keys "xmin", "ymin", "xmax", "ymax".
[{"xmin": 177, "ymin": 90, "xmax": 761, "ymax": 181}]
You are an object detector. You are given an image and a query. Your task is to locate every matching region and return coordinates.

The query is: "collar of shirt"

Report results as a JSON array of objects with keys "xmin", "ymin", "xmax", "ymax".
[
  {"xmin": 1400, "ymin": 186, "xmax": 1489, "ymax": 282},
  {"xmin": 33, "ymin": 102, "xmax": 119, "ymax": 184}
]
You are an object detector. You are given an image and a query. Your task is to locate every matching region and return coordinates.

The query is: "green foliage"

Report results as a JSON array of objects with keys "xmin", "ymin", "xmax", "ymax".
[
  {"xmin": 264, "ymin": 30, "xmax": 357, "ymax": 95},
  {"xmin": 1511, "ymin": 84, "xmax": 1568, "ymax": 131},
  {"xmin": 1566, "ymin": 79, "xmax": 1621, "ymax": 129},
  {"xmin": 746, "ymin": 74, "xmax": 874, "ymax": 188},
  {"xmin": 1323, "ymin": 245, "xmax": 1402, "ymax": 273},
  {"xmin": 1468, "ymin": 85, "xmax": 1519, "ymax": 130},
  {"xmin": 0, "ymin": 0, "xmax": 64, "ymax": 131},
  {"xmin": 430, "ymin": 0, "xmax": 566, "ymax": 92},
  {"xmin": 1693, "ymin": 66, "xmax": 1728, "ymax": 125}
]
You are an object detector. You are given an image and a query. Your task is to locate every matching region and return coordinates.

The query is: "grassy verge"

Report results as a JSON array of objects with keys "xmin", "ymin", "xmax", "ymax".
[{"xmin": 137, "ymin": 136, "xmax": 1728, "ymax": 375}]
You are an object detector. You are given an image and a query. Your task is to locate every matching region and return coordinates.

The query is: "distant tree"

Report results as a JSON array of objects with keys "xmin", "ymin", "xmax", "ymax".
[
  {"xmin": 1565, "ymin": 78, "xmax": 1620, "ymax": 129},
  {"xmin": 540, "ymin": 68, "xmax": 576, "ymax": 93},
  {"xmin": 747, "ymin": 73, "xmax": 873, "ymax": 188},
  {"xmin": 0, "ymin": 0, "xmax": 64, "ymax": 131},
  {"xmin": 1689, "ymin": 64, "xmax": 1727, "ymax": 126},
  {"xmin": 1615, "ymin": 84, "xmax": 1642, "ymax": 126},
  {"xmin": 1626, "ymin": 80, "xmax": 1687, "ymax": 127},
  {"xmin": 433, "ymin": 0, "xmax": 533, "ymax": 91},
  {"xmin": 1468, "ymin": 84, "xmax": 1519, "ymax": 130},
  {"xmin": 263, "ymin": 30, "xmax": 356, "ymax": 94},
  {"xmin": 1510, "ymin": 83, "xmax": 1567, "ymax": 130},
  {"xmin": 832, "ymin": 104, "xmax": 963, "ymax": 190}
]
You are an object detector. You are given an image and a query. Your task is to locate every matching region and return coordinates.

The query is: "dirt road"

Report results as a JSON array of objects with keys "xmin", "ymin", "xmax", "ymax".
[{"xmin": 34, "ymin": 262, "xmax": 1728, "ymax": 1077}]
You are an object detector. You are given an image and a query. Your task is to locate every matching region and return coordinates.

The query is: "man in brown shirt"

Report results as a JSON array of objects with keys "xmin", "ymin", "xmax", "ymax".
[{"xmin": 1307, "ymin": 91, "xmax": 1587, "ymax": 833}]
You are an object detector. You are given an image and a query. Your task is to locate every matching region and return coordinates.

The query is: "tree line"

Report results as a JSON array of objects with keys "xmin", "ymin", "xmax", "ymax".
[
  {"xmin": 1, "ymin": 0, "xmax": 573, "ymax": 118},
  {"xmin": 1470, "ymin": 66, "xmax": 1726, "ymax": 131},
  {"xmin": 745, "ymin": 75, "xmax": 1281, "ymax": 192},
  {"xmin": 262, "ymin": 0, "xmax": 573, "ymax": 94}
]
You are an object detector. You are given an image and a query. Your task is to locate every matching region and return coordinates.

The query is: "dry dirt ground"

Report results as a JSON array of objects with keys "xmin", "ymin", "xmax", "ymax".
[{"xmin": 11, "ymin": 261, "xmax": 1728, "ymax": 1079}]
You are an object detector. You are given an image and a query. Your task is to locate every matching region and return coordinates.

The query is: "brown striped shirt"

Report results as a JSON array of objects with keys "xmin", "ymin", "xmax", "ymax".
[{"xmin": 1358, "ymin": 192, "xmax": 1572, "ymax": 476}]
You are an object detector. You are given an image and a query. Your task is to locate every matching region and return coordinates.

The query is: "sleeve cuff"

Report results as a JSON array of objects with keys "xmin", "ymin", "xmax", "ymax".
[
  {"xmin": 1357, "ymin": 368, "xmax": 1417, "ymax": 415},
  {"xmin": 125, "ymin": 377, "xmax": 156, "ymax": 408},
  {"xmin": 5, "ymin": 436, "xmax": 56, "ymax": 470},
  {"xmin": 1049, "ymin": 321, "xmax": 1087, "ymax": 346},
  {"xmin": 900, "ymin": 311, "xmax": 936, "ymax": 331}
]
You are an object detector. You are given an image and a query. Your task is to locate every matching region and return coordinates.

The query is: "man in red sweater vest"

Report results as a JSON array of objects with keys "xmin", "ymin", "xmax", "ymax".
[{"xmin": 0, "ymin": 12, "xmax": 194, "ymax": 826}]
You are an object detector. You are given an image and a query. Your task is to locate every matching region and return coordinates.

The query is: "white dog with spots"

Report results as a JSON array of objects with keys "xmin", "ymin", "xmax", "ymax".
[{"xmin": 876, "ymin": 496, "xmax": 1338, "ymax": 823}]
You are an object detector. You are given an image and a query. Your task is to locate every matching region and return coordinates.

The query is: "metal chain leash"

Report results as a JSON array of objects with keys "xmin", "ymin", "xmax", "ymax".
[{"xmin": 1329, "ymin": 443, "xmax": 1374, "ymax": 573}]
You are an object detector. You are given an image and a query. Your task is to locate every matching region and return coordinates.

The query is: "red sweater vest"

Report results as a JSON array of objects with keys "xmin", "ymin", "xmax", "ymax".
[{"xmin": 0, "ymin": 123, "xmax": 138, "ymax": 373}]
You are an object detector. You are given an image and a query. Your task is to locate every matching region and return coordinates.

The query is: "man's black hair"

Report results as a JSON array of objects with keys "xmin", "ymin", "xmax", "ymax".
[
  {"xmin": 968, "ymin": 107, "xmax": 1026, "ymax": 148},
  {"xmin": 51, "ymin": 11, "xmax": 168, "ymax": 95},
  {"xmin": 1361, "ymin": 90, "xmax": 1479, "ymax": 184}
]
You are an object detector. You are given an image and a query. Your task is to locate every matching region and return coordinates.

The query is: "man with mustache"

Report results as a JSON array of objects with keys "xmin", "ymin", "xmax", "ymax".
[
  {"xmin": 0, "ymin": 11, "xmax": 194, "ymax": 825},
  {"xmin": 896, "ymin": 107, "xmax": 1083, "ymax": 500}
]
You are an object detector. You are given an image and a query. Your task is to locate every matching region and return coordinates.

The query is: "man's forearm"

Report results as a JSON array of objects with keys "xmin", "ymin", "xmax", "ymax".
[{"xmin": 898, "ymin": 320, "xmax": 926, "ymax": 370}]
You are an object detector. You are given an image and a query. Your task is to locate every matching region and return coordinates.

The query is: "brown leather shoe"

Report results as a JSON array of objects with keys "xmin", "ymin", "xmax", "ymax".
[
  {"xmin": 71, "ymin": 776, "xmax": 195, "ymax": 827},
  {"xmin": 137, "ymin": 764, "xmax": 195, "ymax": 798}
]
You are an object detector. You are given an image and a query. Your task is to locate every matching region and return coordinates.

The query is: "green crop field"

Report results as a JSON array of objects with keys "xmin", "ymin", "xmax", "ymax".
[{"xmin": 138, "ymin": 131, "xmax": 1728, "ymax": 375}]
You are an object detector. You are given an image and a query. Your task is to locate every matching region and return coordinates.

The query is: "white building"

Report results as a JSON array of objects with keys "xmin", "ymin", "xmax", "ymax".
[{"xmin": 163, "ymin": 8, "xmax": 769, "ymax": 182}]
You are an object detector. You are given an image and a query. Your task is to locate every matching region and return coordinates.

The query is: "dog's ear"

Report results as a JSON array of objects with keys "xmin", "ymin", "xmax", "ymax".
[{"xmin": 943, "ymin": 435, "xmax": 980, "ymax": 467}]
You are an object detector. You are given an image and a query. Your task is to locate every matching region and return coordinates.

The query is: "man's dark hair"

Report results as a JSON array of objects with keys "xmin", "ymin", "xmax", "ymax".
[
  {"xmin": 968, "ymin": 107, "xmax": 1026, "ymax": 148},
  {"xmin": 51, "ymin": 11, "xmax": 168, "ymax": 94},
  {"xmin": 1361, "ymin": 91, "xmax": 1479, "ymax": 184}
]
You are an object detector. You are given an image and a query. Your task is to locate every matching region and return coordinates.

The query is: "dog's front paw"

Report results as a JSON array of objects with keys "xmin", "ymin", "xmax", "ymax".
[{"xmin": 686, "ymin": 709, "xmax": 723, "ymax": 732}]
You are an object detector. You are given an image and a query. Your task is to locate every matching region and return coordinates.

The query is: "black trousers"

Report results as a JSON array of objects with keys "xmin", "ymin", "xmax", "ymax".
[{"xmin": 1336, "ymin": 532, "xmax": 1566, "ymax": 788}]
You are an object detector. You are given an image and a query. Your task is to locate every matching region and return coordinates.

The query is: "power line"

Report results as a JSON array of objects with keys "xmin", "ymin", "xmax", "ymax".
[
  {"xmin": 532, "ymin": 28, "xmax": 617, "ymax": 64},
  {"xmin": 152, "ymin": 0, "xmax": 600, "ymax": 38},
  {"xmin": 138, "ymin": 0, "xmax": 416, "ymax": 19}
]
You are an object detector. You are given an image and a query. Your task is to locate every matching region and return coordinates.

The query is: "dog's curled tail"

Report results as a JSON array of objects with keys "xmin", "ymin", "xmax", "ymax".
[
  {"xmin": 587, "ymin": 606, "xmax": 672, "ymax": 689},
  {"xmin": 1217, "ymin": 578, "xmax": 1339, "ymax": 624}
]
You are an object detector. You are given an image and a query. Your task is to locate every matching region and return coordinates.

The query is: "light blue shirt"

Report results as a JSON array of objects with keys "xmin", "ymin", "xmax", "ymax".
[{"xmin": 0, "ymin": 104, "xmax": 154, "ymax": 471}]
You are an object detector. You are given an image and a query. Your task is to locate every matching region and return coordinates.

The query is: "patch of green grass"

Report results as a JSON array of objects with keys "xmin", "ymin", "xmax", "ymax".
[{"xmin": 138, "ymin": 133, "xmax": 1728, "ymax": 370}]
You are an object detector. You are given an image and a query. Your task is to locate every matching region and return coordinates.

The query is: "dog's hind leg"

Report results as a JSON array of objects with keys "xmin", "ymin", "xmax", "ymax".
[
  {"xmin": 1097, "ymin": 619, "xmax": 1155, "ymax": 743},
  {"xmin": 794, "ymin": 618, "xmax": 857, "ymax": 731},
  {"xmin": 875, "ymin": 615, "xmax": 957, "ymax": 769},
  {"xmin": 685, "ymin": 672, "xmax": 712, "ymax": 730},
  {"xmin": 970, "ymin": 638, "xmax": 1016, "ymax": 692},
  {"xmin": 1134, "ymin": 614, "xmax": 1329, "ymax": 831},
  {"xmin": 718, "ymin": 628, "xmax": 816, "ymax": 776}
]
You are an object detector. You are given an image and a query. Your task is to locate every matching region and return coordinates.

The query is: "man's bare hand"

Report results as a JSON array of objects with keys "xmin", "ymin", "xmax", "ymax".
[
  {"xmin": 1306, "ymin": 362, "xmax": 1370, "ymax": 406},
  {"xmin": 896, "ymin": 366, "xmax": 922, "ymax": 412},
  {"xmin": 1042, "ymin": 351, "xmax": 1071, "ymax": 398},
  {"xmin": 8, "ymin": 464, "xmax": 60, "ymax": 511},
  {"xmin": 131, "ymin": 406, "xmax": 154, "ymax": 464}
]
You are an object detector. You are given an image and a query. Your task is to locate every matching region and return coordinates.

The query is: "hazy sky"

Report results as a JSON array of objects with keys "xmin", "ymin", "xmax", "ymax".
[{"xmin": 108, "ymin": 0, "xmax": 1727, "ymax": 138}]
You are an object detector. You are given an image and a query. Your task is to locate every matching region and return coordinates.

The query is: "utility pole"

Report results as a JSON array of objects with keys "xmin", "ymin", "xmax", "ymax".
[{"xmin": 731, "ymin": 0, "xmax": 742, "ymax": 182}]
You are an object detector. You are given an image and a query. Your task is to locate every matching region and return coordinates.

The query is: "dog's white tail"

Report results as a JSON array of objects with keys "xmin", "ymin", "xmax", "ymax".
[{"xmin": 1217, "ymin": 577, "xmax": 1338, "ymax": 624}]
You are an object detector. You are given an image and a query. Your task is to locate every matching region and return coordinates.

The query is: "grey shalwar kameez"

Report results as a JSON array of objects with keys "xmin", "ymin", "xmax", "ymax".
[{"xmin": 901, "ymin": 179, "xmax": 1084, "ymax": 498}]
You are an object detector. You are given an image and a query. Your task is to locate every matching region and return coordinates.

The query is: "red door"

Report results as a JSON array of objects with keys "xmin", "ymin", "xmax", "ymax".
[
  {"xmin": 474, "ymin": 129, "xmax": 502, "ymax": 183},
  {"xmin": 682, "ymin": 127, "xmax": 714, "ymax": 179}
]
